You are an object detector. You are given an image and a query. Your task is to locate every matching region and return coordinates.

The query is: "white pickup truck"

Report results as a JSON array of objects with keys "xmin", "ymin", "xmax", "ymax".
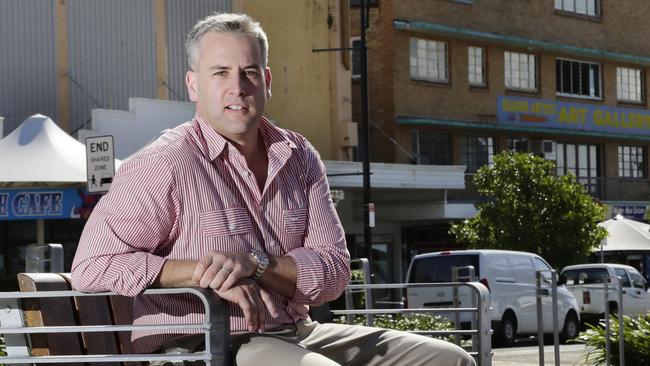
[{"xmin": 559, "ymin": 263, "xmax": 650, "ymax": 325}]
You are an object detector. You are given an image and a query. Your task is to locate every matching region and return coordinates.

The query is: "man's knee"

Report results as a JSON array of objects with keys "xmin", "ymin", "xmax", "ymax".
[
  {"xmin": 387, "ymin": 332, "xmax": 476, "ymax": 366},
  {"xmin": 235, "ymin": 335, "xmax": 340, "ymax": 366}
]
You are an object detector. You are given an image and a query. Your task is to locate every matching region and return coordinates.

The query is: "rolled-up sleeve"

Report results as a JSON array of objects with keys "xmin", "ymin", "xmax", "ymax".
[
  {"xmin": 287, "ymin": 142, "xmax": 350, "ymax": 305},
  {"xmin": 71, "ymin": 152, "xmax": 180, "ymax": 297}
]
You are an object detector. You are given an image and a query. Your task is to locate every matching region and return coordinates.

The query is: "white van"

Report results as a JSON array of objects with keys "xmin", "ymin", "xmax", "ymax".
[{"xmin": 405, "ymin": 249, "xmax": 580, "ymax": 346}]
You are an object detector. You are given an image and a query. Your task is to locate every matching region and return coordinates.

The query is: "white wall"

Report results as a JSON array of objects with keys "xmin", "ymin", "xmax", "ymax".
[{"xmin": 78, "ymin": 98, "xmax": 194, "ymax": 159}]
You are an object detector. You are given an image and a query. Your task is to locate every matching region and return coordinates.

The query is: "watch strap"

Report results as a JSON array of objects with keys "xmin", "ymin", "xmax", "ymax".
[{"xmin": 250, "ymin": 250, "xmax": 269, "ymax": 280}]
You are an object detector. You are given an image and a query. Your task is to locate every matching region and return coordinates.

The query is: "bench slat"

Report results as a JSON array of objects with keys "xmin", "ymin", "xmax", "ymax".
[
  {"xmin": 60, "ymin": 273, "xmax": 142, "ymax": 366},
  {"xmin": 109, "ymin": 295, "xmax": 145, "ymax": 366},
  {"xmin": 17, "ymin": 273, "xmax": 84, "ymax": 366}
]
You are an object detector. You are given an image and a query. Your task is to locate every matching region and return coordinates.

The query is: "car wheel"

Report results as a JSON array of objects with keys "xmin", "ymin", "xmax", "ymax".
[
  {"xmin": 561, "ymin": 312, "xmax": 579, "ymax": 343},
  {"xmin": 496, "ymin": 313, "xmax": 517, "ymax": 347}
]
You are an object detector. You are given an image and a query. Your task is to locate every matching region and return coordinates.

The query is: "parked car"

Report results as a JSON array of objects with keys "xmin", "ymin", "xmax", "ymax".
[
  {"xmin": 405, "ymin": 249, "xmax": 580, "ymax": 346},
  {"xmin": 559, "ymin": 263, "xmax": 650, "ymax": 325}
]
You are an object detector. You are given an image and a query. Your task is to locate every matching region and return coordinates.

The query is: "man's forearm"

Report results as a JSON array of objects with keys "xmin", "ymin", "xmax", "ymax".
[
  {"xmin": 259, "ymin": 255, "xmax": 297, "ymax": 298},
  {"xmin": 155, "ymin": 255, "xmax": 297, "ymax": 299},
  {"xmin": 154, "ymin": 260, "xmax": 198, "ymax": 287}
]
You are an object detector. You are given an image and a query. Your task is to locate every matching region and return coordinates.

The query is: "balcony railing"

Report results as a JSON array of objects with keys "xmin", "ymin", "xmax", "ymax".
[{"xmin": 448, "ymin": 174, "xmax": 650, "ymax": 203}]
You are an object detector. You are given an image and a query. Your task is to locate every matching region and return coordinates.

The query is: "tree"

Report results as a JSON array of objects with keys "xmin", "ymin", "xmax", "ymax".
[{"xmin": 449, "ymin": 151, "xmax": 607, "ymax": 269}]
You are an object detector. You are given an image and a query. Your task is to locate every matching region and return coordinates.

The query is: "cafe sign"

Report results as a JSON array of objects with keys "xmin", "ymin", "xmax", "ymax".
[{"xmin": 0, "ymin": 188, "xmax": 86, "ymax": 221}]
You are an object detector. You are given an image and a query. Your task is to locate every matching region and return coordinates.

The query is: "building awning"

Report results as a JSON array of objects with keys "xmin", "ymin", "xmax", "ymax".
[
  {"xmin": 394, "ymin": 19, "xmax": 650, "ymax": 66},
  {"xmin": 324, "ymin": 160, "xmax": 466, "ymax": 189}
]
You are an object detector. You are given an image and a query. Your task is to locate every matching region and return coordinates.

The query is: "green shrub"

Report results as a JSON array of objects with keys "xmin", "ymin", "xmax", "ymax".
[
  {"xmin": 580, "ymin": 314, "xmax": 650, "ymax": 365},
  {"xmin": 334, "ymin": 313, "xmax": 454, "ymax": 342}
]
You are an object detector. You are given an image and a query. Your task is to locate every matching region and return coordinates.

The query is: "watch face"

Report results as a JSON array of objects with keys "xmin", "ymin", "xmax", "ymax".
[
  {"xmin": 258, "ymin": 251, "xmax": 269, "ymax": 266},
  {"xmin": 251, "ymin": 250, "xmax": 269, "ymax": 280}
]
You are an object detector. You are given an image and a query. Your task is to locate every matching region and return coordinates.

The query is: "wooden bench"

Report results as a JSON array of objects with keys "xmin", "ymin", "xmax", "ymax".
[{"xmin": 0, "ymin": 272, "xmax": 231, "ymax": 365}]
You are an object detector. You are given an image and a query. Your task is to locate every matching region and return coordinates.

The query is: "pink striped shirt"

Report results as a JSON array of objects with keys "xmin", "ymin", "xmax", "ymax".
[{"xmin": 71, "ymin": 115, "xmax": 351, "ymax": 352}]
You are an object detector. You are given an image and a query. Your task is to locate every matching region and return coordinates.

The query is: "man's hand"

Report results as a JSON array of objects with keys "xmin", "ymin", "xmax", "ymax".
[
  {"xmin": 192, "ymin": 251, "xmax": 257, "ymax": 292},
  {"xmin": 215, "ymin": 279, "xmax": 279, "ymax": 331}
]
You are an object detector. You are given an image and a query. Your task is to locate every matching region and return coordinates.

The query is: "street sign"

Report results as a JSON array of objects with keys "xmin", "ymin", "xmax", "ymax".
[{"xmin": 85, "ymin": 135, "xmax": 115, "ymax": 193}]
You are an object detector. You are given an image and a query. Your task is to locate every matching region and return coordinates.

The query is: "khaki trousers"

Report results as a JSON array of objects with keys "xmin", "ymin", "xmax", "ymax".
[{"xmin": 156, "ymin": 320, "xmax": 476, "ymax": 366}]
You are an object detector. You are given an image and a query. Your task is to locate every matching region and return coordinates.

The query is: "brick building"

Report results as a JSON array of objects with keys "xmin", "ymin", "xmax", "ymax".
[{"xmin": 350, "ymin": 1, "xmax": 650, "ymax": 266}]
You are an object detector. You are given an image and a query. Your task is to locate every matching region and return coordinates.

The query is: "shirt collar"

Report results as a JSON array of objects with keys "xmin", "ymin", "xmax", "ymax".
[{"xmin": 194, "ymin": 114, "xmax": 297, "ymax": 162}]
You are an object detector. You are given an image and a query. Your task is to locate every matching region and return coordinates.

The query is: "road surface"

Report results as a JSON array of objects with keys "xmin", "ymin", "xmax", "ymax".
[{"xmin": 491, "ymin": 343, "xmax": 593, "ymax": 365}]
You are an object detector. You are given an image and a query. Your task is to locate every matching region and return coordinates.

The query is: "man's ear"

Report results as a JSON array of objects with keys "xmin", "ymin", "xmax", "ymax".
[
  {"xmin": 186, "ymin": 70, "xmax": 199, "ymax": 102},
  {"xmin": 264, "ymin": 67, "xmax": 272, "ymax": 99}
]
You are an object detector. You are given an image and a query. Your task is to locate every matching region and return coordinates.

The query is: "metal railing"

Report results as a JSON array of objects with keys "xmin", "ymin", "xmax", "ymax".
[
  {"xmin": 535, "ymin": 269, "xmax": 561, "ymax": 366},
  {"xmin": 535, "ymin": 271, "xmax": 627, "ymax": 366},
  {"xmin": 345, "ymin": 258, "xmax": 373, "ymax": 325},
  {"xmin": 0, "ymin": 288, "xmax": 230, "ymax": 365},
  {"xmin": 602, "ymin": 276, "xmax": 626, "ymax": 366},
  {"xmin": 448, "ymin": 174, "xmax": 650, "ymax": 203},
  {"xmin": 333, "ymin": 281, "xmax": 492, "ymax": 366}
]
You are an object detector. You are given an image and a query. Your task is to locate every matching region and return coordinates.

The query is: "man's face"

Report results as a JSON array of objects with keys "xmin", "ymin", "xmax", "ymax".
[{"xmin": 186, "ymin": 32, "xmax": 271, "ymax": 141}]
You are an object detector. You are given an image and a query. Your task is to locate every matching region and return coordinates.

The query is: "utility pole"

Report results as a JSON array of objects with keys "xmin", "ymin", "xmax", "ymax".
[
  {"xmin": 359, "ymin": 0, "xmax": 373, "ymax": 264},
  {"xmin": 313, "ymin": 0, "xmax": 373, "ymax": 269}
]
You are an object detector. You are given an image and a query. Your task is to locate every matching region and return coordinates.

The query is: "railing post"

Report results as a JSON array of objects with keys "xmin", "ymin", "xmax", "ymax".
[
  {"xmin": 604, "ymin": 278, "xmax": 611, "ymax": 366},
  {"xmin": 472, "ymin": 281, "xmax": 492, "ymax": 366},
  {"xmin": 468, "ymin": 266, "xmax": 477, "ymax": 348},
  {"xmin": 197, "ymin": 288, "xmax": 230, "ymax": 366},
  {"xmin": 344, "ymin": 287, "xmax": 354, "ymax": 324},
  {"xmin": 551, "ymin": 270, "xmax": 560, "ymax": 366},
  {"xmin": 451, "ymin": 267, "xmax": 461, "ymax": 346},
  {"xmin": 361, "ymin": 258, "xmax": 374, "ymax": 327},
  {"xmin": 536, "ymin": 271, "xmax": 545, "ymax": 366},
  {"xmin": 616, "ymin": 276, "xmax": 625, "ymax": 366}
]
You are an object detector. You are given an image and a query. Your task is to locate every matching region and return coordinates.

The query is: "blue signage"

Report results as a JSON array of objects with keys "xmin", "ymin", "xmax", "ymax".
[
  {"xmin": 497, "ymin": 96, "xmax": 650, "ymax": 136},
  {"xmin": 0, "ymin": 187, "xmax": 96, "ymax": 221},
  {"xmin": 611, "ymin": 205, "xmax": 650, "ymax": 221}
]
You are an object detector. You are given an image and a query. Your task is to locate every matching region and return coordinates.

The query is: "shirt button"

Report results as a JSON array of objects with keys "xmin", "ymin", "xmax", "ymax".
[
  {"xmin": 229, "ymin": 223, "xmax": 237, "ymax": 231},
  {"xmin": 244, "ymin": 171, "xmax": 251, "ymax": 177}
]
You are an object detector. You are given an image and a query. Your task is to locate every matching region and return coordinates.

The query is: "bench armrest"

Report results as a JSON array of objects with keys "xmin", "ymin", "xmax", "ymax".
[{"xmin": 0, "ymin": 287, "xmax": 230, "ymax": 365}]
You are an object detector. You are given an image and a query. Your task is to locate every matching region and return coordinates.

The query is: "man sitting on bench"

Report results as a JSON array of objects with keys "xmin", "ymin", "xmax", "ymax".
[{"xmin": 71, "ymin": 12, "xmax": 475, "ymax": 366}]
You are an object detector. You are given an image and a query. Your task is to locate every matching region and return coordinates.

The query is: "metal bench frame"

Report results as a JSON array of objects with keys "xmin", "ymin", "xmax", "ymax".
[
  {"xmin": 0, "ymin": 287, "xmax": 230, "ymax": 365},
  {"xmin": 334, "ymin": 282, "xmax": 492, "ymax": 366}
]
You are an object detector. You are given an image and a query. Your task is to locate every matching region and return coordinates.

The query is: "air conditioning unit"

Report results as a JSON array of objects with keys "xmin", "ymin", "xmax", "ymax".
[{"xmin": 531, "ymin": 139, "xmax": 556, "ymax": 160}]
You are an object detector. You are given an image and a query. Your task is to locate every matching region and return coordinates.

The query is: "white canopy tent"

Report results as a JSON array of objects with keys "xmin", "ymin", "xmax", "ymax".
[
  {"xmin": 595, "ymin": 215, "xmax": 650, "ymax": 268},
  {"xmin": 0, "ymin": 114, "xmax": 121, "ymax": 243},
  {"xmin": 598, "ymin": 215, "xmax": 650, "ymax": 252},
  {"xmin": 1, "ymin": 114, "xmax": 92, "ymax": 187}
]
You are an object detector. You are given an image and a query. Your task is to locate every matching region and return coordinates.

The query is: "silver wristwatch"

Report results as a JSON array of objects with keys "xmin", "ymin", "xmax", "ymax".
[{"xmin": 250, "ymin": 250, "xmax": 269, "ymax": 280}]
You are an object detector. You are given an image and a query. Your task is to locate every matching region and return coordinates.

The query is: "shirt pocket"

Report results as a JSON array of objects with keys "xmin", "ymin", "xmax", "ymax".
[
  {"xmin": 283, "ymin": 208, "xmax": 308, "ymax": 236},
  {"xmin": 200, "ymin": 207, "xmax": 253, "ymax": 237}
]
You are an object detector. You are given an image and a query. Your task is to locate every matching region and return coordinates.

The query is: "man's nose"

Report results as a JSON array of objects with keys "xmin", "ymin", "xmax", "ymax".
[{"xmin": 227, "ymin": 72, "xmax": 248, "ymax": 95}]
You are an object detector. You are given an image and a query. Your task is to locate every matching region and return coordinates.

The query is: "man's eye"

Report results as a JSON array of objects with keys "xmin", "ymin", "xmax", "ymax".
[
  {"xmin": 245, "ymin": 70, "xmax": 260, "ymax": 78},
  {"xmin": 213, "ymin": 71, "xmax": 227, "ymax": 77}
]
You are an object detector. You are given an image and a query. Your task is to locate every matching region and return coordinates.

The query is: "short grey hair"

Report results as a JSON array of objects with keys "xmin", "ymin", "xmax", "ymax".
[{"xmin": 186, "ymin": 13, "xmax": 269, "ymax": 70}]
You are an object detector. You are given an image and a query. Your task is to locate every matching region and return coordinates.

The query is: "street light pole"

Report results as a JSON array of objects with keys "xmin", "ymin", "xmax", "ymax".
[
  {"xmin": 312, "ymin": 1, "xmax": 373, "ymax": 268},
  {"xmin": 359, "ymin": 0, "xmax": 373, "ymax": 264}
]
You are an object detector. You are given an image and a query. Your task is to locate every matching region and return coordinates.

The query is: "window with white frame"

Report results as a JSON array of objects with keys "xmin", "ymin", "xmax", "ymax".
[
  {"xmin": 468, "ymin": 46, "xmax": 486, "ymax": 86},
  {"xmin": 554, "ymin": 0, "xmax": 600, "ymax": 17},
  {"xmin": 556, "ymin": 58, "xmax": 601, "ymax": 99},
  {"xmin": 410, "ymin": 38, "xmax": 448, "ymax": 82},
  {"xmin": 618, "ymin": 145, "xmax": 645, "ymax": 178},
  {"xmin": 556, "ymin": 143, "xmax": 599, "ymax": 194},
  {"xmin": 461, "ymin": 135, "xmax": 494, "ymax": 173},
  {"xmin": 617, "ymin": 67, "xmax": 644, "ymax": 103},
  {"xmin": 504, "ymin": 51, "xmax": 537, "ymax": 91}
]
